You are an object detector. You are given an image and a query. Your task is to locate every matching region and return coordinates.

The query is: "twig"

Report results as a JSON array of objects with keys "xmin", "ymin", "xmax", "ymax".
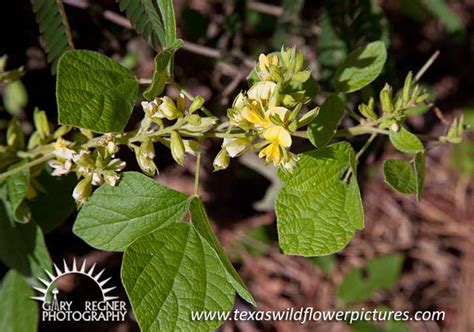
[
  {"xmin": 181, "ymin": 41, "xmax": 221, "ymax": 59},
  {"xmin": 0, "ymin": 153, "xmax": 54, "ymax": 181},
  {"xmin": 193, "ymin": 151, "xmax": 202, "ymax": 197},
  {"xmin": 248, "ymin": 1, "xmax": 283, "ymax": 16},
  {"xmin": 415, "ymin": 51, "xmax": 440, "ymax": 82},
  {"xmin": 346, "ymin": 107, "xmax": 363, "ymax": 123},
  {"xmin": 355, "ymin": 133, "xmax": 377, "ymax": 160}
]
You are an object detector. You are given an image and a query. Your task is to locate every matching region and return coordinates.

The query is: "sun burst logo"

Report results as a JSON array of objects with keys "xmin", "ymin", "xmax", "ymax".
[{"xmin": 31, "ymin": 259, "xmax": 118, "ymax": 303}]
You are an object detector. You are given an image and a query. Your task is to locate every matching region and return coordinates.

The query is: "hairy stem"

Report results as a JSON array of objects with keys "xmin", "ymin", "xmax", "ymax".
[
  {"xmin": 355, "ymin": 133, "xmax": 377, "ymax": 160},
  {"xmin": 0, "ymin": 153, "xmax": 54, "ymax": 181},
  {"xmin": 194, "ymin": 151, "xmax": 202, "ymax": 196}
]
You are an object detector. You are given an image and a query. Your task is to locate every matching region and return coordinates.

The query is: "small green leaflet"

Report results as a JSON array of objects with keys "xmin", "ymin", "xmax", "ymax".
[
  {"xmin": 337, "ymin": 254, "xmax": 404, "ymax": 306},
  {"xmin": 0, "ymin": 271, "xmax": 38, "ymax": 332},
  {"xmin": 143, "ymin": 41, "xmax": 183, "ymax": 101},
  {"xmin": 6, "ymin": 161, "xmax": 31, "ymax": 223},
  {"xmin": 121, "ymin": 223, "xmax": 235, "ymax": 332},
  {"xmin": 276, "ymin": 142, "xmax": 364, "ymax": 256},
  {"xmin": 73, "ymin": 172, "xmax": 189, "ymax": 251},
  {"xmin": 56, "ymin": 50, "xmax": 139, "ymax": 133},
  {"xmin": 383, "ymin": 153, "xmax": 425, "ymax": 200},
  {"xmin": 383, "ymin": 160, "xmax": 416, "ymax": 194},
  {"xmin": 307, "ymin": 94, "xmax": 345, "ymax": 148},
  {"xmin": 335, "ymin": 41, "xmax": 387, "ymax": 93},
  {"xmin": 189, "ymin": 197, "xmax": 255, "ymax": 305},
  {"xmin": 156, "ymin": 0, "xmax": 177, "ymax": 47},
  {"xmin": 389, "ymin": 127, "xmax": 424, "ymax": 153},
  {"xmin": 118, "ymin": 0, "xmax": 177, "ymax": 49}
]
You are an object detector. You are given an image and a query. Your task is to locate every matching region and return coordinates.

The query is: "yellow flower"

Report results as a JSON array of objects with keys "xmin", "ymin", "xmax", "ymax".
[
  {"xmin": 241, "ymin": 101, "xmax": 266, "ymax": 127},
  {"xmin": 247, "ymin": 81, "xmax": 276, "ymax": 102},
  {"xmin": 257, "ymin": 53, "xmax": 279, "ymax": 81},
  {"xmin": 258, "ymin": 142, "xmax": 283, "ymax": 166},
  {"xmin": 262, "ymin": 125, "xmax": 292, "ymax": 148},
  {"xmin": 258, "ymin": 53, "xmax": 278, "ymax": 72}
]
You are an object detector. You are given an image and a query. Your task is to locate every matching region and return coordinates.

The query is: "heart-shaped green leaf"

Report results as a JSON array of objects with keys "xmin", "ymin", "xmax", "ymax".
[{"xmin": 56, "ymin": 50, "xmax": 138, "ymax": 133}]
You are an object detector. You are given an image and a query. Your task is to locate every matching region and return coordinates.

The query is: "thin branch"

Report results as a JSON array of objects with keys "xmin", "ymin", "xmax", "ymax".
[
  {"xmin": 355, "ymin": 133, "xmax": 377, "ymax": 160},
  {"xmin": 415, "ymin": 51, "xmax": 440, "ymax": 82},
  {"xmin": 0, "ymin": 153, "xmax": 54, "ymax": 181},
  {"xmin": 193, "ymin": 151, "xmax": 202, "ymax": 197},
  {"xmin": 248, "ymin": 1, "xmax": 283, "ymax": 16}
]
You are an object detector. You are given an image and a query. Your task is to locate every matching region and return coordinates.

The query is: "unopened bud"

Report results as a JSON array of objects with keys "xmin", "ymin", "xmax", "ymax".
[
  {"xmin": 73, "ymin": 177, "xmax": 92, "ymax": 207},
  {"xmin": 402, "ymin": 71, "xmax": 413, "ymax": 105},
  {"xmin": 189, "ymin": 96, "xmax": 205, "ymax": 113},
  {"xmin": 222, "ymin": 137, "xmax": 253, "ymax": 157},
  {"xmin": 180, "ymin": 117, "xmax": 218, "ymax": 134},
  {"xmin": 80, "ymin": 129, "xmax": 94, "ymax": 140},
  {"xmin": 142, "ymin": 139, "xmax": 156, "ymax": 158},
  {"xmin": 177, "ymin": 93, "xmax": 186, "ymax": 112},
  {"xmin": 7, "ymin": 118, "xmax": 25, "ymax": 150},
  {"xmin": 187, "ymin": 114, "xmax": 201, "ymax": 126},
  {"xmin": 158, "ymin": 96, "xmax": 181, "ymax": 120},
  {"xmin": 27, "ymin": 131, "xmax": 42, "ymax": 150},
  {"xmin": 102, "ymin": 170, "xmax": 120, "ymax": 186},
  {"xmin": 53, "ymin": 125, "xmax": 72, "ymax": 138},
  {"xmin": 358, "ymin": 97, "xmax": 377, "ymax": 120},
  {"xmin": 213, "ymin": 149, "xmax": 230, "ymax": 171},
  {"xmin": 33, "ymin": 108, "xmax": 50, "ymax": 139},
  {"xmin": 170, "ymin": 131, "xmax": 185, "ymax": 165},
  {"xmin": 134, "ymin": 147, "xmax": 157, "ymax": 176},
  {"xmin": 380, "ymin": 84, "xmax": 394, "ymax": 114},
  {"xmin": 183, "ymin": 140, "xmax": 201, "ymax": 156}
]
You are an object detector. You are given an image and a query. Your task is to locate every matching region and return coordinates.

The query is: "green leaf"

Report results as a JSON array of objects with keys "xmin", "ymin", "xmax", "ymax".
[
  {"xmin": 337, "ymin": 254, "xmax": 404, "ymax": 305},
  {"xmin": 143, "ymin": 43, "xmax": 182, "ymax": 101},
  {"xmin": 383, "ymin": 160, "xmax": 417, "ymax": 194},
  {"xmin": 56, "ymin": 50, "xmax": 139, "ymax": 133},
  {"xmin": 118, "ymin": 0, "xmax": 165, "ymax": 48},
  {"xmin": 6, "ymin": 161, "xmax": 31, "ymax": 223},
  {"xmin": 414, "ymin": 152, "xmax": 425, "ymax": 201},
  {"xmin": 73, "ymin": 172, "xmax": 188, "ymax": 251},
  {"xmin": 118, "ymin": 0, "xmax": 177, "ymax": 49},
  {"xmin": 389, "ymin": 127, "xmax": 424, "ymax": 153},
  {"xmin": 335, "ymin": 41, "xmax": 387, "ymax": 93},
  {"xmin": 156, "ymin": 0, "xmax": 177, "ymax": 47},
  {"xmin": 31, "ymin": 169, "xmax": 76, "ymax": 232},
  {"xmin": 3, "ymin": 80, "xmax": 28, "ymax": 116},
  {"xmin": 0, "ymin": 270, "xmax": 38, "ymax": 332},
  {"xmin": 30, "ymin": 0, "xmax": 74, "ymax": 72},
  {"xmin": 276, "ymin": 142, "xmax": 364, "ymax": 256},
  {"xmin": 0, "ymin": 191, "xmax": 51, "ymax": 278},
  {"xmin": 189, "ymin": 198, "xmax": 255, "ymax": 305},
  {"xmin": 307, "ymin": 94, "xmax": 345, "ymax": 148},
  {"xmin": 121, "ymin": 223, "xmax": 235, "ymax": 332}
]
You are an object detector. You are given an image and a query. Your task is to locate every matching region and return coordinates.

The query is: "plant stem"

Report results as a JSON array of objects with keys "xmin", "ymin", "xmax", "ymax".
[
  {"xmin": 0, "ymin": 153, "xmax": 54, "ymax": 181},
  {"xmin": 355, "ymin": 133, "xmax": 377, "ymax": 160},
  {"xmin": 415, "ymin": 51, "xmax": 440, "ymax": 82},
  {"xmin": 335, "ymin": 126, "xmax": 391, "ymax": 137},
  {"xmin": 345, "ymin": 107, "xmax": 363, "ymax": 123},
  {"xmin": 194, "ymin": 151, "xmax": 202, "ymax": 197}
]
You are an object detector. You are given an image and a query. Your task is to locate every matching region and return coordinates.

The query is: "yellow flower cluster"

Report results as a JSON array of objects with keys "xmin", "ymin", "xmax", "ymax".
[{"xmin": 220, "ymin": 53, "xmax": 302, "ymax": 170}]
